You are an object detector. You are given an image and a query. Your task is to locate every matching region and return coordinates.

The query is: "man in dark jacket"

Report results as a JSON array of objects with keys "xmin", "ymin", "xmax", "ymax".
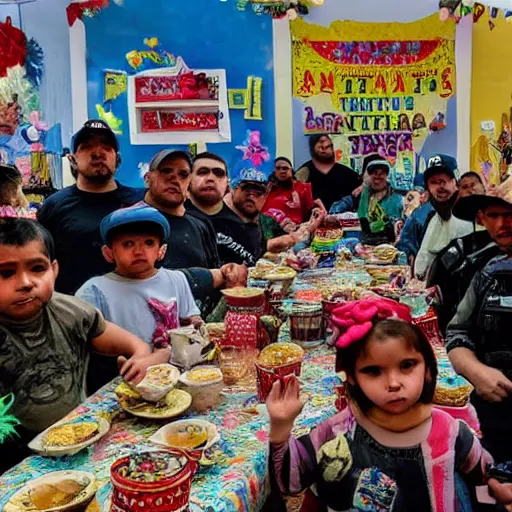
[{"xmin": 446, "ymin": 179, "xmax": 512, "ymax": 462}]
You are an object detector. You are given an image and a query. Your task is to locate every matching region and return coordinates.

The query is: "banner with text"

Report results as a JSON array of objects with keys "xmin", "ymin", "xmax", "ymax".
[{"xmin": 291, "ymin": 14, "xmax": 456, "ymax": 189}]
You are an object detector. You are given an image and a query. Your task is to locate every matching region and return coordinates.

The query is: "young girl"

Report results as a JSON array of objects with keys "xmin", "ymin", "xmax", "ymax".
[{"xmin": 267, "ymin": 315, "xmax": 512, "ymax": 511}]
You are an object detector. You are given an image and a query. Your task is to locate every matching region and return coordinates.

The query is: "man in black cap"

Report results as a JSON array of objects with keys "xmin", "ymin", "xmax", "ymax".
[
  {"xmin": 296, "ymin": 134, "xmax": 360, "ymax": 212},
  {"xmin": 38, "ymin": 119, "xmax": 144, "ymax": 295},
  {"xmin": 413, "ymin": 159, "xmax": 473, "ymax": 279},
  {"xmin": 446, "ymin": 179, "xmax": 512, "ymax": 462}
]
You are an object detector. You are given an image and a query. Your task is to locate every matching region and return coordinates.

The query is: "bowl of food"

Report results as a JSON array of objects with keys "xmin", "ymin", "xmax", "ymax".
[
  {"xmin": 255, "ymin": 343, "xmax": 305, "ymax": 402},
  {"xmin": 179, "ymin": 366, "xmax": 224, "ymax": 412},
  {"xmin": 4, "ymin": 470, "xmax": 96, "ymax": 512},
  {"xmin": 115, "ymin": 381, "xmax": 192, "ymax": 420},
  {"xmin": 28, "ymin": 418, "xmax": 110, "ymax": 457},
  {"xmin": 110, "ymin": 450, "xmax": 196, "ymax": 512},
  {"xmin": 149, "ymin": 419, "xmax": 220, "ymax": 453},
  {"xmin": 264, "ymin": 267, "xmax": 297, "ymax": 301},
  {"xmin": 221, "ymin": 287, "xmax": 265, "ymax": 308},
  {"xmin": 134, "ymin": 364, "xmax": 181, "ymax": 402}
]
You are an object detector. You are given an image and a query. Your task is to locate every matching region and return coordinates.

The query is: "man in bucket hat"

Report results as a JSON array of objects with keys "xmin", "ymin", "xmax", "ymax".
[{"xmin": 446, "ymin": 178, "xmax": 512, "ymax": 462}]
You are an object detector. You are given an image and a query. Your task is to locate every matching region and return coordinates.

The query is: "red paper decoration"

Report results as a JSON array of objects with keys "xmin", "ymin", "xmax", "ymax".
[{"xmin": 66, "ymin": 0, "xmax": 110, "ymax": 26}]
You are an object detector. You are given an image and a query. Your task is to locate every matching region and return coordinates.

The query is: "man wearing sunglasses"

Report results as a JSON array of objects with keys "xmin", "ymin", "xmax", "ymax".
[{"xmin": 187, "ymin": 152, "xmax": 261, "ymax": 266}]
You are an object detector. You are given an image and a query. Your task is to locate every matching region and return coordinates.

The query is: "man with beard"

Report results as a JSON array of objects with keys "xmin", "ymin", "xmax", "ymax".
[
  {"xmin": 329, "ymin": 154, "xmax": 403, "ymax": 245},
  {"xmin": 296, "ymin": 134, "xmax": 360, "ymax": 211},
  {"xmin": 144, "ymin": 149, "xmax": 220, "ymax": 270},
  {"xmin": 398, "ymin": 154, "xmax": 457, "ymax": 263},
  {"xmin": 446, "ymin": 178, "xmax": 512, "ymax": 462},
  {"xmin": 143, "ymin": 150, "xmax": 247, "ymax": 312},
  {"xmin": 38, "ymin": 120, "xmax": 144, "ymax": 295},
  {"xmin": 186, "ymin": 152, "xmax": 259, "ymax": 266},
  {"xmin": 414, "ymin": 163, "xmax": 473, "ymax": 279}
]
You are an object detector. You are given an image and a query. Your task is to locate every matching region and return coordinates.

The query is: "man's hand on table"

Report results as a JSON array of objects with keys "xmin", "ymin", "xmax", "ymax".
[{"xmin": 117, "ymin": 348, "xmax": 172, "ymax": 384}]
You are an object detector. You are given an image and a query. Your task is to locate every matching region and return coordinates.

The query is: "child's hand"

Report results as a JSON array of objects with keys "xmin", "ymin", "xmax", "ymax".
[
  {"xmin": 118, "ymin": 349, "xmax": 171, "ymax": 384},
  {"xmin": 489, "ymin": 479, "xmax": 512, "ymax": 508},
  {"xmin": 267, "ymin": 375, "xmax": 304, "ymax": 429}
]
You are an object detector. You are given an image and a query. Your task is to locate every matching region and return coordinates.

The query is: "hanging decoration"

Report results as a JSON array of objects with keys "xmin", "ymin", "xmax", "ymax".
[
  {"xmin": 227, "ymin": 76, "xmax": 263, "ymax": 120},
  {"xmin": 291, "ymin": 14, "xmax": 456, "ymax": 190},
  {"xmin": 236, "ymin": 0, "xmax": 324, "ymax": 19},
  {"xmin": 439, "ymin": 1, "xmax": 512, "ymax": 28},
  {"xmin": 104, "ymin": 70, "xmax": 127, "ymax": 102},
  {"xmin": 67, "ymin": 0, "xmax": 110, "ymax": 26}
]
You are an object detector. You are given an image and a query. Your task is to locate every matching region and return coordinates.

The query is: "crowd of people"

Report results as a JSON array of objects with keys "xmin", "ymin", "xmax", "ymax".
[{"xmin": 1, "ymin": 119, "xmax": 512, "ymax": 510}]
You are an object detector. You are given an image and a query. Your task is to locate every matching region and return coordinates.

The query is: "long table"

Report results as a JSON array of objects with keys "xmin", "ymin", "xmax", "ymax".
[{"xmin": 0, "ymin": 345, "xmax": 337, "ymax": 511}]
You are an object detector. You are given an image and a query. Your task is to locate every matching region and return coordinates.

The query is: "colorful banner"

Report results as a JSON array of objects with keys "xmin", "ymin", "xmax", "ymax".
[
  {"xmin": 140, "ymin": 110, "xmax": 219, "ymax": 132},
  {"xmin": 291, "ymin": 14, "xmax": 456, "ymax": 188}
]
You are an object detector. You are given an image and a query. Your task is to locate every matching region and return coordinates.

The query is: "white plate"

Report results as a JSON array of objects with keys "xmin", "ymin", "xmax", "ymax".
[
  {"xmin": 28, "ymin": 418, "xmax": 110, "ymax": 457},
  {"xmin": 4, "ymin": 470, "xmax": 96, "ymax": 512},
  {"xmin": 149, "ymin": 419, "xmax": 220, "ymax": 452}
]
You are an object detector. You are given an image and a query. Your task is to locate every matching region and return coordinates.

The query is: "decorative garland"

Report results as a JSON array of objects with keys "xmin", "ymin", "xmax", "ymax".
[
  {"xmin": 236, "ymin": 0, "xmax": 324, "ymax": 19},
  {"xmin": 439, "ymin": 1, "xmax": 512, "ymax": 28},
  {"xmin": 67, "ymin": 0, "xmax": 110, "ymax": 26}
]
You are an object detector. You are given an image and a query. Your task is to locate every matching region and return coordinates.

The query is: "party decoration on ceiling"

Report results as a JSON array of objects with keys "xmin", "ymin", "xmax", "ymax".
[
  {"xmin": 228, "ymin": 76, "xmax": 263, "ymax": 120},
  {"xmin": 67, "ymin": 0, "xmax": 110, "ymax": 26},
  {"xmin": 291, "ymin": 14, "xmax": 456, "ymax": 190},
  {"xmin": 231, "ymin": 130, "xmax": 270, "ymax": 186},
  {"xmin": 439, "ymin": 1, "xmax": 512, "ymax": 29},
  {"xmin": 0, "ymin": 17, "xmax": 62, "ymax": 200},
  {"xmin": 236, "ymin": 0, "xmax": 324, "ymax": 19}
]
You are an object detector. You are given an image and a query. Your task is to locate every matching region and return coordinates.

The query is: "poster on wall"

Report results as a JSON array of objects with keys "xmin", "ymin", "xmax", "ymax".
[{"xmin": 290, "ymin": 14, "xmax": 456, "ymax": 189}]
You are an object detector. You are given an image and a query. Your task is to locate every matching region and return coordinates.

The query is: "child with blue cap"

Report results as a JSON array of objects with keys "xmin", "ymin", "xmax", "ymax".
[{"xmin": 76, "ymin": 204, "xmax": 202, "ymax": 350}]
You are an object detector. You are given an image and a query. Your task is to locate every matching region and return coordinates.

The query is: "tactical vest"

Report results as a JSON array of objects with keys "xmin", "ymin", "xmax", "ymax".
[{"xmin": 472, "ymin": 257, "xmax": 512, "ymax": 438}]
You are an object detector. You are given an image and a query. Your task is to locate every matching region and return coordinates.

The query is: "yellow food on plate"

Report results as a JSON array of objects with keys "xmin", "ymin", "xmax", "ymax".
[
  {"xmin": 221, "ymin": 287, "xmax": 264, "ymax": 299},
  {"xmin": 186, "ymin": 367, "xmax": 223, "ymax": 383},
  {"xmin": 115, "ymin": 381, "xmax": 142, "ymax": 409},
  {"xmin": 145, "ymin": 364, "xmax": 179, "ymax": 387},
  {"xmin": 29, "ymin": 479, "xmax": 87, "ymax": 510},
  {"xmin": 258, "ymin": 343, "xmax": 304, "ymax": 367},
  {"xmin": 44, "ymin": 422, "xmax": 99, "ymax": 447},
  {"xmin": 165, "ymin": 424, "xmax": 209, "ymax": 450}
]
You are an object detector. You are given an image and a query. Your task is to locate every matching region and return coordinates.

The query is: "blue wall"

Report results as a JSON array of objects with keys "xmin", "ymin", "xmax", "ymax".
[
  {"xmin": 291, "ymin": 0, "xmax": 458, "ymax": 169},
  {"xmin": 84, "ymin": 0, "xmax": 275, "ymax": 187}
]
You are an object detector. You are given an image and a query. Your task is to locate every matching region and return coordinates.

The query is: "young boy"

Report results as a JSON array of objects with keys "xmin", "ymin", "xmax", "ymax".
[
  {"xmin": 76, "ymin": 204, "xmax": 202, "ymax": 349},
  {"xmin": 0, "ymin": 218, "xmax": 162, "ymax": 473}
]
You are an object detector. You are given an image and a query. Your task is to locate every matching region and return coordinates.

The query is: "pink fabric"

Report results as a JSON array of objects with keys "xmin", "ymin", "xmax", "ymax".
[
  {"xmin": 332, "ymin": 297, "xmax": 412, "ymax": 349},
  {"xmin": 422, "ymin": 409, "xmax": 458, "ymax": 512}
]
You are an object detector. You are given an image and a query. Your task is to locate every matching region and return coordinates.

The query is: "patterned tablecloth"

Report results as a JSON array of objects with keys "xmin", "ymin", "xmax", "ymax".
[{"xmin": 0, "ymin": 345, "xmax": 338, "ymax": 512}]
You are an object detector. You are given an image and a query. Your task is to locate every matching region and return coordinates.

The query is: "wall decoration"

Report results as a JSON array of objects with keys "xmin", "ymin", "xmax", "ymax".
[
  {"xmin": 126, "ymin": 48, "xmax": 230, "ymax": 145},
  {"xmin": 228, "ymin": 89, "xmax": 248, "ymax": 109},
  {"xmin": 291, "ymin": 14, "xmax": 456, "ymax": 189},
  {"xmin": 0, "ymin": 16, "xmax": 62, "ymax": 199},
  {"xmin": 231, "ymin": 130, "xmax": 270, "ymax": 186},
  {"xmin": 104, "ymin": 70, "xmax": 127, "ymax": 102},
  {"xmin": 228, "ymin": 76, "xmax": 263, "ymax": 120}
]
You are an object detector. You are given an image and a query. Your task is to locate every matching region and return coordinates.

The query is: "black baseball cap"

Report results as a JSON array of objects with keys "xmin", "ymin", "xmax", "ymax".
[
  {"xmin": 423, "ymin": 154, "xmax": 458, "ymax": 185},
  {"xmin": 72, "ymin": 119, "xmax": 119, "ymax": 153}
]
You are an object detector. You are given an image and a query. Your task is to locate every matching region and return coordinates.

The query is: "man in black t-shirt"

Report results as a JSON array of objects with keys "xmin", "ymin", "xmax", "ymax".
[
  {"xmin": 187, "ymin": 152, "xmax": 261, "ymax": 266},
  {"xmin": 38, "ymin": 120, "xmax": 144, "ymax": 295},
  {"xmin": 296, "ymin": 134, "xmax": 360, "ymax": 211},
  {"xmin": 144, "ymin": 150, "xmax": 220, "ymax": 269}
]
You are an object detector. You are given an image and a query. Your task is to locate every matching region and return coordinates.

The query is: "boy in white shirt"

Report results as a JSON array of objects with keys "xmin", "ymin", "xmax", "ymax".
[{"xmin": 77, "ymin": 204, "xmax": 202, "ymax": 349}]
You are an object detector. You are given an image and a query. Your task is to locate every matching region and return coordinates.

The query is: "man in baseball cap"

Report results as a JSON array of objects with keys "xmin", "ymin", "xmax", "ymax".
[
  {"xmin": 447, "ymin": 178, "xmax": 512, "ymax": 463},
  {"xmin": 398, "ymin": 154, "xmax": 461, "ymax": 264},
  {"xmin": 71, "ymin": 119, "xmax": 119, "ymax": 154}
]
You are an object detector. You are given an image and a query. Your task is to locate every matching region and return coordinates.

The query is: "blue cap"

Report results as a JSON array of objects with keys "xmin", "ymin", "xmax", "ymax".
[{"xmin": 100, "ymin": 204, "xmax": 170, "ymax": 243}]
